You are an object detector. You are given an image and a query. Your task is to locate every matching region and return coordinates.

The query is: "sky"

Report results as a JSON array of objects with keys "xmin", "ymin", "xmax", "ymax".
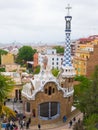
[{"xmin": 0, "ymin": 0, "xmax": 98, "ymax": 44}]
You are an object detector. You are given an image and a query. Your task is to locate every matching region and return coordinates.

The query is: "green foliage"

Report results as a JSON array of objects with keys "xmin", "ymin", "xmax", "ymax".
[
  {"xmin": 16, "ymin": 46, "xmax": 37, "ymax": 65},
  {"xmin": 0, "ymin": 67, "xmax": 5, "ymax": 72},
  {"xmin": 0, "ymin": 74, "xmax": 15, "ymax": 102},
  {"xmin": 74, "ymin": 66, "xmax": 98, "ymax": 129},
  {"xmin": 53, "ymin": 46, "xmax": 64, "ymax": 54},
  {"xmin": 0, "ymin": 74, "xmax": 15, "ymax": 121},
  {"xmin": 34, "ymin": 65, "xmax": 40, "ymax": 74},
  {"xmin": 0, "ymin": 49, "xmax": 8, "ymax": 64},
  {"xmin": 84, "ymin": 114, "xmax": 98, "ymax": 130},
  {"xmin": 51, "ymin": 68, "xmax": 59, "ymax": 77}
]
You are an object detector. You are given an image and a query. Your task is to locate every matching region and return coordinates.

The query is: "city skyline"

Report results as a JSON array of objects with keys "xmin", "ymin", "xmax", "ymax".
[{"xmin": 0, "ymin": 0, "xmax": 98, "ymax": 44}]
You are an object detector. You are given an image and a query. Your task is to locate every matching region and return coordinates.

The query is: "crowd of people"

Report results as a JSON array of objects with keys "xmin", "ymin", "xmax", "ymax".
[
  {"xmin": 68, "ymin": 117, "xmax": 81, "ymax": 128},
  {"xmin": 5, "ymin": 117, "xmax": 31, "ymax": 130}
]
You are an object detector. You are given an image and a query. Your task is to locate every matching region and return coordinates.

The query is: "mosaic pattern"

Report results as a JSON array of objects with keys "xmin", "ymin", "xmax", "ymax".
[{"xmin": 63, "ymin": 33, "xmax": 72, "ymax": 67}]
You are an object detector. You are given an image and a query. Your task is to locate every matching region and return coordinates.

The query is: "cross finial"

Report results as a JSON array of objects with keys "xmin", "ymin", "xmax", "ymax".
[{"xmin": 65, "ymin": 4, "xmax": 72, "ymax": 16}]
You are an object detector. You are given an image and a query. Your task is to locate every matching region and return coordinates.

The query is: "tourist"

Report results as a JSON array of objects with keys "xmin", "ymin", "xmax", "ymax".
[
  {"xmin": 69, "ymin": 120, "xmax": 73, "ymax": 128},
  {"xmin": 38, "ymin": 123, "xmax": 41, "ymax": 130},
  {"xmin": 14, "ymin": 125, "xmax": 18, "ymax": 130},
  {"xmin": 28, "ymin": 117, "xmax": 31, "ymax": 124},
  {"xmin": 26, "ymin": 120, "xmax": 30, "ymax": 129},
  {"xmin": 63, "ymin": 115, "xmax": 67, "ymax": 123},
  {"xmin": 20, "ymin": 120, "xmax": 25, "ymax": 130},
  {"xmin": 73, "ymin": 117, "xmax": 76, "ymax": 123},
  {"xmin": 78, "ymin": 118, "xmax": 81, "ymax": 123}
]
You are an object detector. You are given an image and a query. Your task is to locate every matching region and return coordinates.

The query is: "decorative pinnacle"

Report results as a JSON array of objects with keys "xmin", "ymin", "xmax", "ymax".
[{"xmin": 65, "ymin": 4, "xmax": 72, "ymax": 16}]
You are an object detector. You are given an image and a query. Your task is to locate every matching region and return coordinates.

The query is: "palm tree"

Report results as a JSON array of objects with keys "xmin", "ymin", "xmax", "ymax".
[{"xmin": 0, "ymin": 73, "xmax": 16, "ymax": 129}]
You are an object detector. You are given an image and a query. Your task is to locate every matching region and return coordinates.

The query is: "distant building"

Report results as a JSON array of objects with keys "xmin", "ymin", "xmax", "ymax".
[
  {"xmin": 38, "ymin": 49, "xmax": 63, "ymax": 70},
  {"xmin": 5, "ymin": 64, "xmax": 20, "ymax": 72},
  {"xmin": 1, "ymin": 53, "xmax": 14, "ymax": 65},
  {"xmin": 33, "ymin": 53, "xmax": 38, "ymax": 68},
  {"xmin": 33, "ymin": 49, "xmax": 63, "ymax": 70},
  {"xmin": 74, "ymin": 38, "xmax": 98, "ymax": 77}
]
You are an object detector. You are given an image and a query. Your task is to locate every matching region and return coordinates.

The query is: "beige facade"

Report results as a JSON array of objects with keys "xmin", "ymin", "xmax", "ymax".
[
  {"xmin": 1, "ymin": 53, "xmax": 14, "ymax": 65},
  {"xmin": 5, "ymin": 64, "xmax": 20, "ymax": 72},
  {"xmin": 74, "ymin": 41, "xmax": 98, "ymax": 77}
]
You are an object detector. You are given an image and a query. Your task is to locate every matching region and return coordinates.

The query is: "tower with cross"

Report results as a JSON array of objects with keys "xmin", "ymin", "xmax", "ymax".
[{"xmin": 62, "ymin": 4, "xmax": 75, "ymax": 78}]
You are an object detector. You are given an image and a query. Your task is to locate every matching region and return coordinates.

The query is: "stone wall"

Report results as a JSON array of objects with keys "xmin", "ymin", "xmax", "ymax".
[{"xmin": 22, "ymin": 86, "xmax": 73, "ymax": 125}]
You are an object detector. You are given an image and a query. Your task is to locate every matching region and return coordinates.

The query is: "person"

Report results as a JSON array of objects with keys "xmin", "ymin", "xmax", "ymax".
[
  {"xmin": 78, "ymin": 118, "xmax": 81, "ymax": 123},
  {"xmin": 20, "ymin": 120, "xmax": 25, "ymax": 130},
  {"xmin": 38, "ymin": 123, "xmax": 41, "ymax": 130},
  {"xmin": 73, "ymin": 117, "xmax": 76, "ymax": 122},
  {"xmin": 18, "ymin": 117, "xmax": 21, "ymax": 125},
  {"xmin": 6, "ymin": 122, "xmax": 10, "ymax": 130},
  {"xmin": 9, "ymin": 120, "xmax": 14, "ymax": 130},
  {"xmin": 63, "ymin": 116, "xmax": 67, "ymax": 123},
  {"xmin": 69, "ymin": 120, "xmax": 73, "ymax": 128},
  {"xmin": 14, "ymin": 125, "xmax": 18, "ymax": 130},
  {"xmin": 26, "ymin": 120, "xmax": 29, "ymax": 129},
  {"xmin": 28, "ymin": 117, "xmax": 31, "ymax": 124}
]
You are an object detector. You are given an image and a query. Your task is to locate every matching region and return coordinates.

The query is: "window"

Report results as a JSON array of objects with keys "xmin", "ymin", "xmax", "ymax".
[
  {"xmin": 48, "ymin": 87, "xmax": 52, "ymax": 95},
  {"xmin": 39, "ymin": 102, "xmax": 60, "ymax": 120},
  {"xmin": 52, "ymin": 58, "xmax": 54, "ymax": 60},
  {"xmin": 52, "ymin": 62, "xmax": 54, "ymax": 65},
  {"xmin": 26, "ymin": 102, "xmax": 30, "ymax": 112},
  {"xmin": 68, "ymin": 97, "xmax": 71, "ymax": 102},
  {"xmin": 86, "ymin": 56, "xmax": 88, "ymax": 59},
  {"xmin": 52, "ymin": 51, "xmax": 54, "ymax": 54},
  {"xmin": 52, "ymin": 88, "xmax": 55, "ymax": 93},
  {"xmin": 61, "ymin": 84, "xmax": 63, "ymax": 87},
  {"xmin": 68, "ymin": 78, "xmax": 71, "ymax": 82}
]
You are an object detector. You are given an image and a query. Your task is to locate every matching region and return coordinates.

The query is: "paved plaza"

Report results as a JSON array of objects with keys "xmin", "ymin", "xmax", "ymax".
[
  {"xmin": 6, "ymin": 100, "xmax": 23, "ymax": 113},
  {"xmin": 2, "ymin": 102, "xmax": 83, "ymax": 130}
]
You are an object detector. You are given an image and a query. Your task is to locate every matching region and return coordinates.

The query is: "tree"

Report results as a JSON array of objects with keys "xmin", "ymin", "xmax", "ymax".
[
  {"xmin": 0, "ymin": 49, "xmax": 8, "ymax": 64},
  {"xmin": 51, "ymin": 68, "xmax": 59, "ymax": 77},
  {"xmin": 74, "ymin": 75, "xmax": 92, "ymax": 117},
  {"xmin": 53, "ymin": 46, "xmax": 64, "ymax": 54},
  {"xmin": 16, "ymin": 46, "xmax": 37, "ymax": 65},
  {"xmin": 84, "ymin": 114, "xmax": 98, "ymax": 130},
  {"xmin": 74, "ymin": 66, "xmax": 98, "ymax": 129},
  {"xmin": 0, "ymin": 74, "xmax": 15, "ymax": 124},
  {"xmin": 34, "ymin": 65, "xmax": 40, "ymax": 74}
]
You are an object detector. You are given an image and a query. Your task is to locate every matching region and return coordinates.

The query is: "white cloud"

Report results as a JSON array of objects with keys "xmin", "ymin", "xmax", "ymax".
[{"xmin": 0, "ymin": 0, "xmax": 98, "ymax": 43}]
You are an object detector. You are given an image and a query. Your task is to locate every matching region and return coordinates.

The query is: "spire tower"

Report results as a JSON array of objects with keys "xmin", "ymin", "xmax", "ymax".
[{"xmin": 62, "ymin": 4, "xmax": 75, "ymax": 78}]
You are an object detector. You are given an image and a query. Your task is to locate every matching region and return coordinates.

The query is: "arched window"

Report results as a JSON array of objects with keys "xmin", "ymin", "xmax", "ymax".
[
  {"xmin": 68, "ymin": 78, "xmax": 71, "ymax": 82},
  {"xmin": 52, "ymin": 88, "xmax": 55, "ymax": 93},
  {"xmin": 48, "ymin": 87, "xmax": 52, "ymax": 95},
  {"xmin": 61, "ymin": 84, "xmax": 63, "ymax": 87},
  {"xmin": 68, "ymin": 97, "xmax": 71, "ymax": 102}
]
